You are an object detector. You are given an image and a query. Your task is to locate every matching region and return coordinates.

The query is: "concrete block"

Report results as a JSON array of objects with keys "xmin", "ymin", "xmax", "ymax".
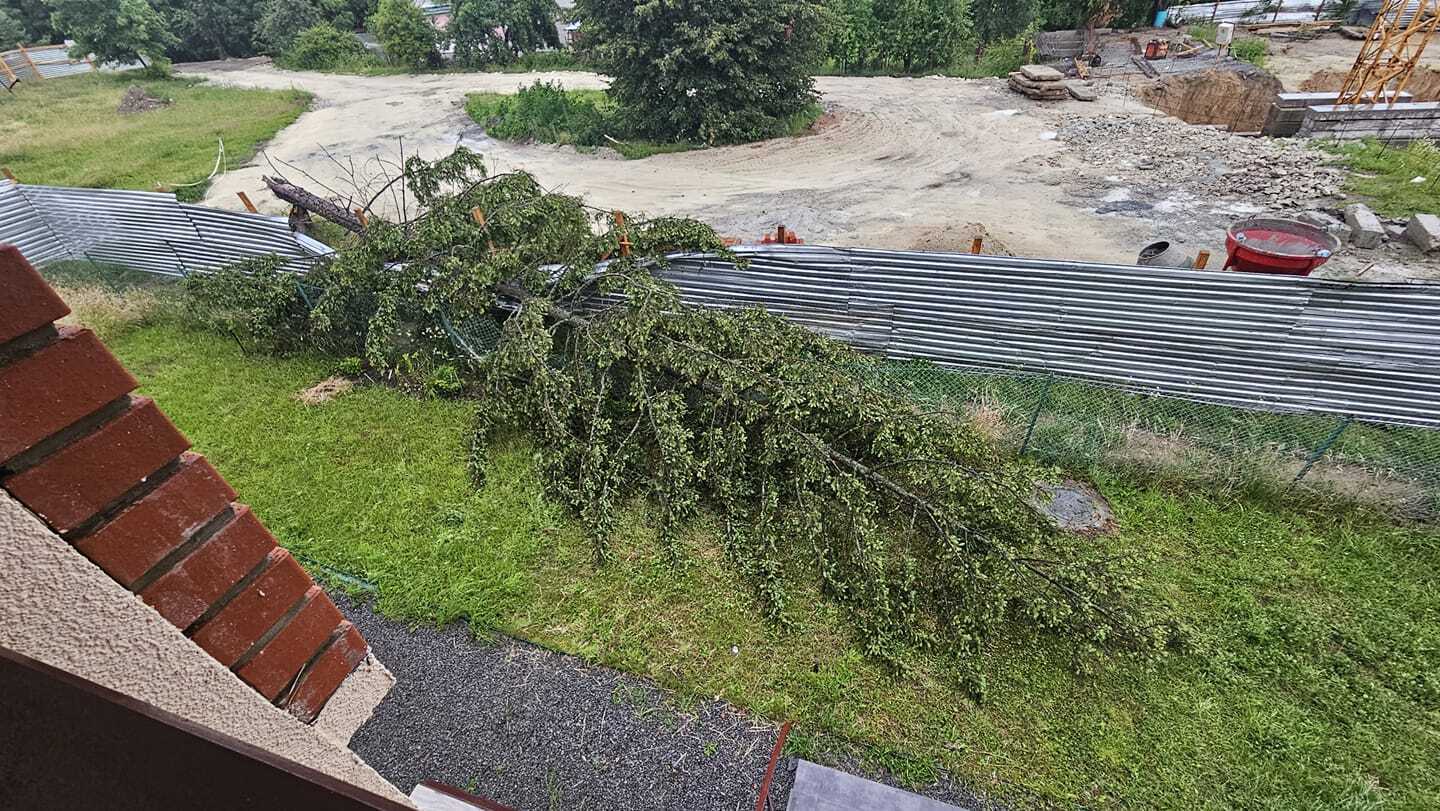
[
  {"xmin": 1345, "ymin": 203, "xmax": 1386, "ymax": 249},
  {"xmin": 1406, "ymin": 213, "xmax": 1440, "ymax": 252},
  {"xmin": 1020, "ymin": 64, "xmax": 1064, "ymax": 82},
  {"xmin": 1065, "ymin": 81, "xmax": 1098, "ymax": 102}
]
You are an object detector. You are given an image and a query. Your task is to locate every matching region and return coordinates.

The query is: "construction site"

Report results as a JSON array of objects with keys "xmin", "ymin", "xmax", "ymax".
[{"xmin": 2, "ymin": 2, "xmax": 1440, "ymax": 810}]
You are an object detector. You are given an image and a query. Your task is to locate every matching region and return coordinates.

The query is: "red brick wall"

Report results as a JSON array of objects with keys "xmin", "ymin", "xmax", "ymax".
[{"xmin": 0, "ymin": 246, "xmax": 369, "ymax": 723}]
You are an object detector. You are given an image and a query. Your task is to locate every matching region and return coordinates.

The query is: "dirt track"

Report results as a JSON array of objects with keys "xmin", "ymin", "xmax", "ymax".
[{"xmin": 180, "ymin": 59, "xmax": 1155, "ymax": 262}]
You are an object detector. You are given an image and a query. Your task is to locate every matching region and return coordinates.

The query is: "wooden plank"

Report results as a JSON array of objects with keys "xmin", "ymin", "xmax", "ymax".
[{"xmin": 15, "ymin": 43, "xmax": 41, "ymax": 80}]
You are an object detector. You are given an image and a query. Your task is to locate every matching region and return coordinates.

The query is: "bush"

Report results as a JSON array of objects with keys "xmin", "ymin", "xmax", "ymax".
[
  {"xmin": 577, "ymin": 0, "xmax": 828, "ymax": 144},
  {"xmin": 278, "ymin": 24, "xmax": 368, "ymax": 70},
  {"xmin": 184, "ymin": 257, "xmax": 311, "ymax": 353},
  {"xmin": 1231, "ymin": 37, "xmax": 1268, "ymax": 68},
  {"xmin": 368, "ymin": 0, "xmax": 438, "ymax": 69},
  {"xmin": 466, "ymin": 81, "xmax": 612, "ymax": 147}
]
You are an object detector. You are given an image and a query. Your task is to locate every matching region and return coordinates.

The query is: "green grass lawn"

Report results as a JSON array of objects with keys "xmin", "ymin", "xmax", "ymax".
[
  {"xmin": 80, "ymin": 302, "xmax": 1439, "ymax": 810},
  {"xmin": 1331, "ymin": 139, "xmax": 1440, "ymax": 218},
  {"xmin": 0, "ymin": 72, "xmax": 309, "ymax": 201}
]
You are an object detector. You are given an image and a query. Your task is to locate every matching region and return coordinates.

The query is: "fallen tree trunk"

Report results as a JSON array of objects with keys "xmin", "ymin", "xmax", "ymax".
[{"xmin": 263, "ymin": 176, "xmax": 366, "ymax": 234}]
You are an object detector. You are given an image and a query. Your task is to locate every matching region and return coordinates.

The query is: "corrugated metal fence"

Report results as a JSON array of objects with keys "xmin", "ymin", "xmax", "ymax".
[
  {"xmin": 0, "ymin": 180, "xmax": 330, "ymax": 276},
  {"xmin": 660, "ymin": 246, "xmax": 1440, "ymax": 431},
  {"xmin": 0, "ymin": 44, "xmax": 95, "ymax": 82},
  {"xmin": 1168, "ymin": 1, "xmax": 1346, "ymax": 24}
]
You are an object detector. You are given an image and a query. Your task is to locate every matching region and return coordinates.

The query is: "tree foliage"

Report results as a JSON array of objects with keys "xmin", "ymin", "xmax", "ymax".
[
  {"xmin": 48, "ymin": 0, "xmax": 177, "ymax": 67},
  {"xmin": 188, "ymin": 148, "xmax": 1174, "ymax": 692},
  {"xmin": 0, "ymin": 6, "xmax": 24, "ymax": 46},
  {"xmin": 576, "ymin": 0, "xmax": 830, "ymax": 144},
  {"xmin": 1, "ymin": 0, "xmax": 54, "ymax": 44},
  {"xmin": 448, "ymin": 0, "xmax": 507, "ymax": 67},
  {"xmin": 277, "ymin": 23, "xmax": 368, "ymax": 70},
  {"xmin": 368, "ymin": 0, "xmax": 437, "ymax": 68},
  {"xmin": 151, "ymin": 0, "xmax": 262, "ymax": 61}
]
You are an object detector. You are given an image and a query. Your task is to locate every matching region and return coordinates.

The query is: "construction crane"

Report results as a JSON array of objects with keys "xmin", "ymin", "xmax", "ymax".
[{"xmin": 1338, "ymin": 0, "xmax": 1440, "ymax": 105}]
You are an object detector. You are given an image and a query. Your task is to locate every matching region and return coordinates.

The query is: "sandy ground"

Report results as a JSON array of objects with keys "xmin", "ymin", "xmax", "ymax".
[{"xmin": 180, "ymin": 58, "xmax": 1156, "ymax": 263}]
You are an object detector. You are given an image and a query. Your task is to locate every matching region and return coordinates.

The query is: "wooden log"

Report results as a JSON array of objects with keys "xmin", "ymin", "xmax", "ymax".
[{"xmin": 262, "ymin": 176, "xmax": 365, "ymax": 234}]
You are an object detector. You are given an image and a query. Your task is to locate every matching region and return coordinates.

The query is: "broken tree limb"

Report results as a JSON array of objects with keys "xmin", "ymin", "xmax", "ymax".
[{"xmin": 263, "ymin": 176, "xmax": 365, "ymax": 233}]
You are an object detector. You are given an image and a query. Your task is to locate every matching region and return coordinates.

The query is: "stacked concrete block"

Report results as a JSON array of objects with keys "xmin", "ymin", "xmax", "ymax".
[
  {"xmin": 0, "ymin": 245, "xmax": 368, "ymax": 723},
  {"xmin": 1297, "ymin": 102, "xmax": 1440, "ymax": 143},
  {"xmin": 1263, "ymin": 91, "xmax": 1414, "ymax": 137},
  {"xmin": 1009, "ymin": 65, "xmax": 1070, "ymax": 101}
]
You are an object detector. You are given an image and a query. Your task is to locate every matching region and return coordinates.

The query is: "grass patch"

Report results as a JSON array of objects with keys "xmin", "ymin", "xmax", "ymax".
[
  {"xmin": 285, "ymin": 50, "xmax": 588, "ymax": 77},
  {"xmin": 465, "ymin": 82, "xmax": 824, "ymax": 160},
  {"xmin": 84, "ymin": 303, "xmax": 1440, "ymax": 810},
  {"xmin": 1330, "ymin": 138, "xmax": 1440, "ymax": 218},
  {"xmin": 0, "ymin": 72, "xmax": 309, "ymax": 201}
]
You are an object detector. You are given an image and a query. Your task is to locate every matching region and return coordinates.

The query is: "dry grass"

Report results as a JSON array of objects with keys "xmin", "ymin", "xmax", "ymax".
[
  {"xmin": 53, "ymin": 282, "xmax": 164, "ymax": 340},
  {"xmin": 297, "ymin": 376, "xmax": 355, "ymax": 405}
]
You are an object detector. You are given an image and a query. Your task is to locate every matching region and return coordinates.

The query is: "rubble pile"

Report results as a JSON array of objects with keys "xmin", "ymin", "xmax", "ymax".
[{"xmin": 1056, "ymin": 114, "xmax": 1347, "ymax": 209}]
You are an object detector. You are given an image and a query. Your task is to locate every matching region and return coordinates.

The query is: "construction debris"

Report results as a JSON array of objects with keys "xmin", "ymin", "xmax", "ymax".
[
  {"xmin": 1065, "ymin": 80, "xmax": 1098, "ymax": 102},
  {"xmin": 117, "ymin": 86, "xmax": 171, "ymax": 115},
  {"xmin": 1406, "ymin": 213, "xmax": 1440, "ymax": 252},
  {"xmin": 1057, "ymin": 114, "xmax": 1346, "ymax": 208},
  {"xmin": 1009, "ymin": 64, "xmax": 1069, "ymax": 101},
  {"xmin": 1345, "ymin": 203, "xmax": 1386, "ymax": 249}
]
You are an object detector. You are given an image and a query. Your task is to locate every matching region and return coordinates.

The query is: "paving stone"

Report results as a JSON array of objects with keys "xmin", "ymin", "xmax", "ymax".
[
  {"xmin": 787, "ymin": 760, "xmax": 971, "ymax": 811},
  {"xmin": 1020, "ymin": 64, "xmax": 1065, "ymax": 82}
]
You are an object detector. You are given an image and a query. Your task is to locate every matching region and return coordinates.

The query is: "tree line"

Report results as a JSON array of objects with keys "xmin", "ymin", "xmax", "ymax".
[{"xmin": 0, "ymin": 0, "xmax": 565, "ymax": 66}]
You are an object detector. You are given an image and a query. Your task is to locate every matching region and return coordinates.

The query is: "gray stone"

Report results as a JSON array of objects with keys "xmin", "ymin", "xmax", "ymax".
[
  {"xmin": 1344, "ymin": 203, "xmax": 1386, "ymax": 249},
  {"xmin": 1297, "ymin": 210, "xmax": 1344, "ymax": 230},
  {"xmin": 1020, "ymin": 64, "xmax": 1065, "ymax": 83},
  {"xmin": 787, "ymin": 761, "xmax": 971, "ymax": 811},
  {"xmin": 1406, "ymin": 213, "xmax": 1440, "ymax": 252},
  {"xmin": 1386, "ymin": 224, "xmax": 1407, "ymax": 241},
  {"xmin": 1065, "ymin": 80, "xmax": 1099, "ymax": 102}
]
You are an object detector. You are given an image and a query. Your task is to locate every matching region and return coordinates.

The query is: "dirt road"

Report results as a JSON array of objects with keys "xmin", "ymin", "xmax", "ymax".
[{"xmin": 180, "ymin": 59, "xmax": 1155, "ymax": 262}]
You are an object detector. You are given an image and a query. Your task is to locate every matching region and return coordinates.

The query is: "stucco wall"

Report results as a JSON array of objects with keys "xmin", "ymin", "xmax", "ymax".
[{"xmin": 0, "ymin": 491, "xmax": 413, "ymax": 806}]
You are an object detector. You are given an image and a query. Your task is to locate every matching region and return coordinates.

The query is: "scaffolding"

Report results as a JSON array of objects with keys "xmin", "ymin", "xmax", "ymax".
[{"xmin": 1338, "ymin": 0, "xmax": 1440, "ymax": 105}]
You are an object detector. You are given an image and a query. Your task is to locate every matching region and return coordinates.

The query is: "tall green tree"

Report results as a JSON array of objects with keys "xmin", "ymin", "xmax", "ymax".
[
  {"xmin": 368, "ymin": 0, "xmax": 437, "ymax": 68},
  {"xmin": 970, "ymin": 0, "xmax": 1034, "ymax": 44},
  {"xmin": 448, "ymin": 0, "xmax": 506, "ymax": 66},
  {"xmin": 577, "ymin": 0, "xmax": 830, "ymax": 144},
  {"xmin": 0, "ymin": 7, "xmax": 24, "ymax": 46},
  {"xmin": 498, "ymin": 0, "xmax": 560, "ymax": 54},
  {"xmin": 875, "ymin": 0, "xmax": 969, "ymax": 73},
  {"xmin": 825, "ymin": 0, "xmax": 880, "ymax": 73},
  {"xmin": 47, "ymin": 0, "xmax": 177, "ymax": 67},
  {"xmin": 152, "ymin": 0, "xmax": 261, "ymax": 60},
  {"xmin": 2, "ymin": 0, "xmax": 55, "ymax": 43},
  {"xmin": 256, "ymin": 0, "xmax": 326, "ymax": 53}
]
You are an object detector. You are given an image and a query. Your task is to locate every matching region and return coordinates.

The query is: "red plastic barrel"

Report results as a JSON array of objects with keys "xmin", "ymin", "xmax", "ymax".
[{"xmin": 1224, "ymin": 218, "xmax": 1339, "ymax": 277}]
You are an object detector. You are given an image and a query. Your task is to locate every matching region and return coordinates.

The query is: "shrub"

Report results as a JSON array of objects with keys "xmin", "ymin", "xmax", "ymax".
[
  {"xmin": 184, "ymin": 256, "xmax": 311, "ymax": 353},
  {"xmin": 368, "ymin": 0, "xmax": 438, "ymax": 69},
  {"xmin": 1231, "ymin": 37, "xmax": 1268, "ymax": 69},
  {"xmin": 467, "ymin": 82, "xmax": 612, "ymax": 147},
  {"xmin": 577, "ymin": 0, "xmax": 829, "ymax": 144},
  {"xmin": 278, "ymin": 24, "xmax": 368, "ymax": 70}
]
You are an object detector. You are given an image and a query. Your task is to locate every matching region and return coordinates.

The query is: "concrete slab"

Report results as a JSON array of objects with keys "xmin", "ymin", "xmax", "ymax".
[{"xmin": 787, "ymin": 761, "xmax": 970, "ymax": 811}]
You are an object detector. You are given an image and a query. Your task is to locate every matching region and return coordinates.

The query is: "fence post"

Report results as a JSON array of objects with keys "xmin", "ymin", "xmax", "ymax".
[
  {"xmin": 15, "ymin": 44, "xmax": 41, "ymax": 80},
  {"xmin": 1020, "ymin": 375, "xmax": 1055, "ymax": 456},
  {"xmin": 1292, "ymin": 416, "xmax": 1353, "ymax": 485},
  {"xmin": 0, "ymin": 52, "xmax": 17, "ymax": 85}
]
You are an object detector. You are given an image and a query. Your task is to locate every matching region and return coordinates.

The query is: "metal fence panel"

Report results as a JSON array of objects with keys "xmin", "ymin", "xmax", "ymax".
[
  {"xmin": 1168, "ymin": 1, "xmax": 1345, "ymax": 23},
  {"xmin": 0, "ymin": 181, "xmax": 69, "ymax": 264},
  {"xmin": 660, "ymin": 246, "xmax": 1440, "ymax": 429},
  {"xmin": 0, "ymin": 45, "xmax": 94, "ymax": 81},
  {"xmin": 0, "ymin": 182, "xmax": 328, "ymax": 276}
]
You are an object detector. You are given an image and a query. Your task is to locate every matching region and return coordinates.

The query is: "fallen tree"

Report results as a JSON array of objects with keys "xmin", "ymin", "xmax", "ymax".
[{"xmin": 191, "ymin": 149, "xmax": 1175, "ymax": 692}]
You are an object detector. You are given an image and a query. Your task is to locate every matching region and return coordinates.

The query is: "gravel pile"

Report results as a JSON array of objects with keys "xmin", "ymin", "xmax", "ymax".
[
  {"xmin": 1057, "ymin": 114, "xmax": 1347, "ymax": 209},
  {"xmin": 333, "ymin": 593, "xmax": 795, "ymax": 811}
]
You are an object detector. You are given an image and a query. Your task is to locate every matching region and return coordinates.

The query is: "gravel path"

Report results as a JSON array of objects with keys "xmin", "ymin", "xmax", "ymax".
[{"xmin": 332, "ymin": 592, "xmax": 796, "ymax": 811}]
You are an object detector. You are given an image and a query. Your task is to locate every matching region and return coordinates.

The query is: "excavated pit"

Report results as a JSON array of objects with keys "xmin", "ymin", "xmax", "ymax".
[{"xmin": 1142, "ymin": 69, "xmax": 1284, "ymax": 133}]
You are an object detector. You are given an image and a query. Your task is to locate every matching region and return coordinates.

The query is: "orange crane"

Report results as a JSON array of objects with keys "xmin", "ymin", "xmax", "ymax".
[{"xmin": 1338, "ymin": 0, "xmax": 1440, "ymax": 105}]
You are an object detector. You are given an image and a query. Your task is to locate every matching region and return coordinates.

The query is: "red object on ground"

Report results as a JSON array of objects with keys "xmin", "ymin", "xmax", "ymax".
[
  {"xmin": 754, "ymin": 720, "xmax": 795, "ymax": 811},
  {"xmin": 1224, "ymin": 218, "xmax": 1340, "ymax": 277}
]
